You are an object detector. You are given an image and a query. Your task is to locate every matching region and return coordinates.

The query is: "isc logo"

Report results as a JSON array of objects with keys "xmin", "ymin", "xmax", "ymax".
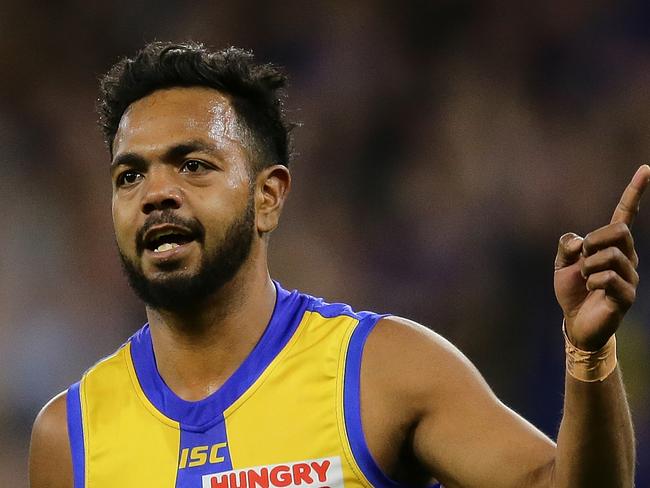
[{"xmin": 179, "ymin": 443, "xmax": 228, "ymax": 469}]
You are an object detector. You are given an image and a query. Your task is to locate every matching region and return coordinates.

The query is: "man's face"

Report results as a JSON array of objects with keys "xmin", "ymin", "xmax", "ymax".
[{"xmin": 111, "ymin": 87, "xmax": 256, "ymax": 311}]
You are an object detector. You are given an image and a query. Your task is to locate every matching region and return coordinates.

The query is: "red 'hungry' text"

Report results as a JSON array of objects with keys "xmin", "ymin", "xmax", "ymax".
[{"xmin": 208, "ymin": 459, "xmax": 332, "ymax": 488}]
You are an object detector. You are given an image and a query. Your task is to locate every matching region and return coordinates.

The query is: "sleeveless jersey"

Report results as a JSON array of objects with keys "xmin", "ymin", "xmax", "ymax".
[{"xmin": 66, "ymin": 282, "xmax": 438, "ymax": 488}]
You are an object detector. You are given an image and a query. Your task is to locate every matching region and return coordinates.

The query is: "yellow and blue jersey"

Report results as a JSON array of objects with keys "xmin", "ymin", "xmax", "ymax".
[{"xmin": 66, "ymin": 281, "xmax": 440, "ymax": 487}]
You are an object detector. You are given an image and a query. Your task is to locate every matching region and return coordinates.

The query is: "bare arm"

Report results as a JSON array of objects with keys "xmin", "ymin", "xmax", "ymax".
[
  {"xmin": 549, "ymin": 166, "xmax": 650, "ymax": 486},
  {"xmin": 362, "ymin": 317, "xmax": 556, "ymax": 488},
  {"xmin": 363, "ymin": 167, "xmax": 648, "ymax": 487},
  {"xmin": 553, "ymin": 369, "xmax": 634, "ymax": 486},
  {"xmin": 366, "ymin": 319, "xmax": 633, "ymax": 488},
  {"xmin": 29, "ymin": 391, "xmax": 73, "ymax": 488}
]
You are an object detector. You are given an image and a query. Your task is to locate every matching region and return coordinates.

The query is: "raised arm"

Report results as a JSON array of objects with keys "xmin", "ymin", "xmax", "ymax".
[
  {"xmin": 361, "ymin": 167, "xmax": 647, "ymax": 487},
  {"xmin": 550, "ymin": 165, "xmax": 650, "ymax": 487}
]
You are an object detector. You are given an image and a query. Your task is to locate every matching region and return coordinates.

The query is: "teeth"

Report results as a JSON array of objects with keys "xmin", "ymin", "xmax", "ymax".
[{"xmin": 154, "ymin": 242, "xmax": 180, "ymax": 253}]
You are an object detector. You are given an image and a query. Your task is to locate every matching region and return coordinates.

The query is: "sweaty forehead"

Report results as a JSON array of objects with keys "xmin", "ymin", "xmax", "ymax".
[{"xmin": 112, "ymin": 86, "xmax": 246, "ymax": 157}]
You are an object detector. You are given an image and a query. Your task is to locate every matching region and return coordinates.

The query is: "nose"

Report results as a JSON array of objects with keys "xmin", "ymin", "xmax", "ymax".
[{"xmin": 141, "ymin": 168, "xmax": 183, "ymax": 214}]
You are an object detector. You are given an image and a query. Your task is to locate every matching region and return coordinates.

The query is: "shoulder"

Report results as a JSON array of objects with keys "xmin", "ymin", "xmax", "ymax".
[
  {"xmin": 362, "ymin": 316, "xmax": 488, "ymax": 406},
  {"xmin": 31, "ymin": 390, "xmax": 69, "ymax": 454},
  {"xmin": 29, "ymin": 390, "xmax": 73, "ymax": 488},
  {"xmin": 358, "ymin": 316, "xmax": 492, "ymax": 479},
  {"xmin": 361, "ymin": 315, "xmax": 529, "ymax": 427},
  {"xmin": 360, "ymin": 316, "xmax": 555, "ymax": 484}
]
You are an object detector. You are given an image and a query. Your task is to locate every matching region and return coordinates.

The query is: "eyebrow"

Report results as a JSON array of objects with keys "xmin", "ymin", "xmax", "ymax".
[{"xmin": 110, "ymin": 140, "xmax": 223, "ymax": 171}]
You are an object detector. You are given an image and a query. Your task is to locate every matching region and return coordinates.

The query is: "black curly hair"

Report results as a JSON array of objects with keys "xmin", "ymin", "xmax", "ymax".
[{"xmin": 98, "ymin": 41, "xmax": 293, "ymax": 171}]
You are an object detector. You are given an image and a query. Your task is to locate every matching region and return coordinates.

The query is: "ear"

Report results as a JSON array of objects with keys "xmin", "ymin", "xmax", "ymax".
[{"xmin": 254, "ymin": 164, "xmax": 291, "ymax": 234}]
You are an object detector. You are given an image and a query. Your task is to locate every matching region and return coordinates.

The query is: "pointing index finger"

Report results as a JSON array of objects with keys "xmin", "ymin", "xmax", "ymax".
[{"xmin": 610, "ymin": 164, "xmax": 650, "ymax": 228}]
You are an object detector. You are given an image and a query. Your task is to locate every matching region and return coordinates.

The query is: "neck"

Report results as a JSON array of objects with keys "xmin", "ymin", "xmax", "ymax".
[{"xmin": 144, "ymin": 247, "xmax": 277, "ymax": 401}]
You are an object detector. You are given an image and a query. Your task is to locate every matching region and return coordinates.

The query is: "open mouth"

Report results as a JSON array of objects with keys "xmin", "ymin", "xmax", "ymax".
[{"xmin": 143, "ymin": 226, "xmax": 197, "ymax": 254}]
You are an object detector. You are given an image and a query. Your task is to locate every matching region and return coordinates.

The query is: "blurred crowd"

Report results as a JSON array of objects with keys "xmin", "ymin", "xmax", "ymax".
[{"xmin": 1, "ymin": 0, "xmax": 649, "ymax": 484}]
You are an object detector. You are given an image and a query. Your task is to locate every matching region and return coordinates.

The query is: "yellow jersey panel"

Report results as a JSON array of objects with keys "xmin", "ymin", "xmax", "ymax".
[
  {"xmin": 77, "ymin": 344, "xmax": 181, "ymax": 487},
  {"xmin": 223, "ymin": 310, "xmax": 370, "ymax": 486}
]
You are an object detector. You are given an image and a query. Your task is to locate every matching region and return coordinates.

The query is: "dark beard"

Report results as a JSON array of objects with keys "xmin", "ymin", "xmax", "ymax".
[{"xmin": 118, "ymin": 197, "xmax": 255, "ymax": 313}]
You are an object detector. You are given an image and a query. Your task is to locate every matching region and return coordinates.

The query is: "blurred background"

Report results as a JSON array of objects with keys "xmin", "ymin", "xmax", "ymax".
[{"xmin": 1, "ymin": 0, "xmax": 649, "ymax": 485}]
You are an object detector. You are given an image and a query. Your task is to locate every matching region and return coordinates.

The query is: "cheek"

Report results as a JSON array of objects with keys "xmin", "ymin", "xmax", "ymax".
[
  {"xmin": 112, "ymin": 200, "xmax": 136, "ymax": 251},
  {"xmin": 201, "ymin": 171, "xmax": 251, "ymax": 214},
  {"xmin": 199, "ymin": 192, "xmax": 251, "ymax": 241}
]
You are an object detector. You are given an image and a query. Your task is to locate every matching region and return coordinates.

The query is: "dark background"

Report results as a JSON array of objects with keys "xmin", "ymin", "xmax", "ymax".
[{"xmin": 1, "ymin": 1, "xmax": 649, "ymax": 484}]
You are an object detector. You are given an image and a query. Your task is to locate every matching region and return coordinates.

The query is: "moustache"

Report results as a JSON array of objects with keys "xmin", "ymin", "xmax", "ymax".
[{"xmin": 135, "ymin": 211, "xmax": 205, "ymax": 255}]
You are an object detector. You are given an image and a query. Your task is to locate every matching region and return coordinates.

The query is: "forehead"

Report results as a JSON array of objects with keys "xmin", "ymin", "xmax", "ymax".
[{"xmin": 112, "ymin": 86, "xmax": 246, "ymax": 159}]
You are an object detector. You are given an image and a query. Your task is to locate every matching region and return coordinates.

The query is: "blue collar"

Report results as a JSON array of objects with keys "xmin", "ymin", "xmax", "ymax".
[{"xmin": 128, "ymin": 281, "xmax": 309, "ymax": 430}]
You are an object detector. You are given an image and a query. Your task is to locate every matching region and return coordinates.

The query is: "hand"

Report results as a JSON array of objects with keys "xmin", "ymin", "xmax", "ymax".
[{"xmin": 554, "ymin": 165, "xmax": 650, "ymax": 351}]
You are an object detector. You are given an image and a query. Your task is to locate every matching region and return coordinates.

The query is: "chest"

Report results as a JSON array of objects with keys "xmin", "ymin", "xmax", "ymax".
[{"xmin": 74, "ymin": 311, "xmax": 379, "ymax": 488}]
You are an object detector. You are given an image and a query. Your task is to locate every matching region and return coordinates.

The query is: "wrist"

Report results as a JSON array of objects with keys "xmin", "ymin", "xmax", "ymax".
[{"xmin": 563, "ymin": 321, "xmax": 617, "ymax": 382}]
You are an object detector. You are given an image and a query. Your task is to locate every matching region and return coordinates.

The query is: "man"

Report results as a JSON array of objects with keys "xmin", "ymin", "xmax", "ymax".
[{"xmin": 29, "ymin": 41, "xmax": 644, "ymax": 488}]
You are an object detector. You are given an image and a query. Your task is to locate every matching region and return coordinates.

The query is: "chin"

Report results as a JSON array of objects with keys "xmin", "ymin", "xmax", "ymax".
[{"xmin": 145, "ymin": 263, "xmax": 200, "ymax": 280}]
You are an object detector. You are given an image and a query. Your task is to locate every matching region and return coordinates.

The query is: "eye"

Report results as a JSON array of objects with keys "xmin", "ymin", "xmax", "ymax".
[
  {"xmin": 116, "ymin": 170, "xmax": 142, "ymax": 187},
  {"xmin": 181, "ymin": 159, "xmax": 209, "ymax": 173}
]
